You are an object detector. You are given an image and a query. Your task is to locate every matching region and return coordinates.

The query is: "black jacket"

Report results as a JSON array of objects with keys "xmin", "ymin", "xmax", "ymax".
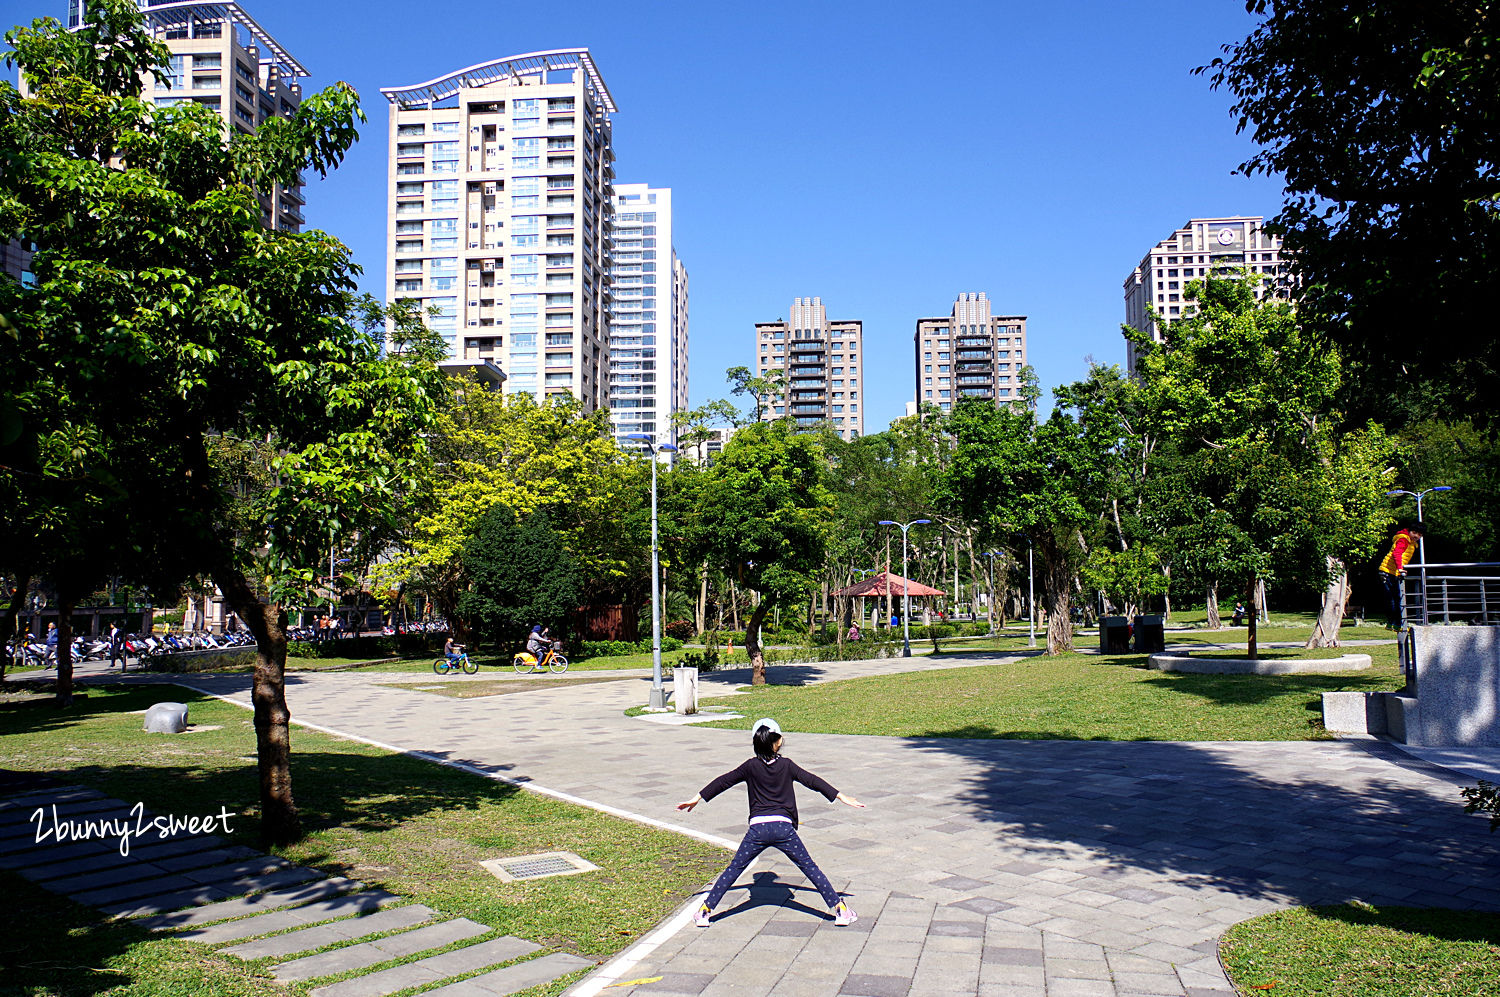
[{"xmin": 699, "ymin": 755, "xmax": 838, "ymax": 828}]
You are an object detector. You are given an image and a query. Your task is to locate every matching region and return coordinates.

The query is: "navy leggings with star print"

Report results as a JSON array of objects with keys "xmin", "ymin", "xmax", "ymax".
[{"xmin": 705, "ymin": 819, "xmax": 840, "ymax": 909}]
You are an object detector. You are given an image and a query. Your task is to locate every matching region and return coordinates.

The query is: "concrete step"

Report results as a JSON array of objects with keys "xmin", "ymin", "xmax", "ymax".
[
  {"xmin": 51, "ymin": 854, "xmax": 290, "ymax": 897},
  {"xmin": 273, "ymin": 918, "xmax": 490, "ymax": 981},
  {"xmin": 20, "ymin": 844, "xmax": 259, "ymax": 885},
  {"xmin": 162, "ymin": 889, "xmax": 399, "ymax": 939},
  {"xmin": 130, "ymin": 877, "xmax": 364, "ymax": 928},
  {"xmin": 0, "ymin": 798, "xmax": 123, "ymax": 836},
  {"xmin": 421, "ymin": 952, "xmax": 594, "ymax": 997},
  {"xmin": 102, "ymin": 867, "xmax": 326, "ymax": 918},
  {"xmin": 310, "ymin": 935, "xmax": 541, "ymax": 997},
  {"xmin": 222, "ymin": 904, "xmax": 435, "ymax": 960},
  {"xmin": 0, "ymin": 787, "xmax": 101, "ymax": 813}
]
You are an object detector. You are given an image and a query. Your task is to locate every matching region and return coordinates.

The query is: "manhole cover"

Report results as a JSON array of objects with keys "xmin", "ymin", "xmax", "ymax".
[{"xmin": 479, "ymin": 851, "xmax": 599, "ymax": 883}]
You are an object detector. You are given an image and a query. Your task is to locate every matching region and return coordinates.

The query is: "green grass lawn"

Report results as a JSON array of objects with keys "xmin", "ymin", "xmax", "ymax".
[
  {"xmin": 694, "ymin": 643, "xmax": 1402, "ymax": 741},
  {"xmin": 0, "ymin": 684, "xmax": 725, "ymax": 995},
  {"xmin": 1221, "ymin": 903, "xmax": 1500, "ymax": 996}
]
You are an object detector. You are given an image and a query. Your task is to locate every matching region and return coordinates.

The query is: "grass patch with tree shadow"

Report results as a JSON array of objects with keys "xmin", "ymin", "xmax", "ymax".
[
  {"xmin": 1221, "ymin": 902, "xmax": 1500, "ymax": 996},
  {"xmin": 0, "ymin": 684, "xmax": 724, "ymax": 990},
  {"xmin": 691, "ymin": 644, "xmax": 1402, "ymax": 741}
]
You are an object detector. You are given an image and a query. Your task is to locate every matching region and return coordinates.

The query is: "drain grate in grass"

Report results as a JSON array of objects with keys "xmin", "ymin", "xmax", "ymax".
[{"xmin": 479, "ymin": 851, "xmax": 599, "ymax": 883}]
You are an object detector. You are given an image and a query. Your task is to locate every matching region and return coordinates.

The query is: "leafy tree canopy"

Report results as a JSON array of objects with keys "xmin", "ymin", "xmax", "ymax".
[
  {"xmin": 1202, "ymin": 1, "xmax": 1500, "ymax": 424},
  {"xmin": 458, "ymin": 506, "xmax": 580, "ymax": 647}
]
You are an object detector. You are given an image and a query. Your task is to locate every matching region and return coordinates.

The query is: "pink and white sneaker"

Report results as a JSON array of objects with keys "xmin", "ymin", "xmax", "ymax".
[
  {"xmin": 833, "ymin": 903, "xmax": 858, "ymax": 927},
  {"xmin": 694, "ymin": 904, "xmax": 712, "ymax": 927}
]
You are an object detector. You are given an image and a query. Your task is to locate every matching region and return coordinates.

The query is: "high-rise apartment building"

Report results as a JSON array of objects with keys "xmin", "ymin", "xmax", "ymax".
[
  {"xmin": 609, "ymin": 183, "xmax": 687, "ymax": 449},
  {"xmin": 1123, "ymin": 216, "xmax": 1286, "ymax": 372},
  {"xmin": 755, "ymin": 297, "xmax": 863, "ymax": 440},
  {"xmin": 64, "ymin": 1, "xmax": 308, "ymax": 233},
  {"xmin": 913, "ymin": 293, "xmax": 1028, "ymax": 413},
  {"xmin": 382, "ymin": 49, "xmax": 617, "ymax": 410}
]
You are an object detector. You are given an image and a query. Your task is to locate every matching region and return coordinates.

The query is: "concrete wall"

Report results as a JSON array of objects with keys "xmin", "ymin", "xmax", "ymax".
[{"xmin": 1404, "ymin": 625, "xmax": 1500, "ymax": 746}]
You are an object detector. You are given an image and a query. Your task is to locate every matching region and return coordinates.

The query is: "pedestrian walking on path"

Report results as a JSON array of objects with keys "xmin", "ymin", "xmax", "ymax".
[{"xmin": 677, "ymin": 717, "xmax": 864, "ymax": 928}]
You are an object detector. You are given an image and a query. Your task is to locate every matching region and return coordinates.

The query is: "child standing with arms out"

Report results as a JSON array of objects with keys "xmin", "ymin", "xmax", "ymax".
[{"xmin": 678, "ymin": 718, "xmax": 865, "ymax": 926}]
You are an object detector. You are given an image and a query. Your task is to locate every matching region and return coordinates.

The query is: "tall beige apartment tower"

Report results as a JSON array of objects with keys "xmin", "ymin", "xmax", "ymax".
[
  {"xmin": 914, "ymin": 293, "xmax": 1028, "ymax": 413},
  {"xmin": 755, "ymin": 297, "xmax": 863, "ymax": 440},
  {"xmin": 61, "ymin": 2, "xmax": 308, "ymax": 233},
  {"xmin": 1123, "ymin": 216, "xmax": 1286, "ymax": 372},
  {"xmin": 382, "ymin": 49, "xmax": 617, "ymax": 410}
]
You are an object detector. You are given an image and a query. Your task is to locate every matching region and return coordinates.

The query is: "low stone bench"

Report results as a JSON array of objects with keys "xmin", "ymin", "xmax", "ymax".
[{"xmin": 1147, "ymin": 653, "xmax": 1372, "ymax": 675}]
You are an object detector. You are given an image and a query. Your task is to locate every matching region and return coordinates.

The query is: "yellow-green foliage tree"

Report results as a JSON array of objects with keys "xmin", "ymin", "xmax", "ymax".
[{"xmin": 384, "ymin": 380, "xmax": 646, "ymax": 629}]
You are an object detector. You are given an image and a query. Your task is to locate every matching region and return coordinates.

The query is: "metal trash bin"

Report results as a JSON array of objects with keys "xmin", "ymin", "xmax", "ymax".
[
  {"xmin": 1100, "ymin": 617, "xmax": 1131, "ymax": 653},
  {"xmin": 1133, "ymin": 615, "xmax": 1165, "ymax": 653}
]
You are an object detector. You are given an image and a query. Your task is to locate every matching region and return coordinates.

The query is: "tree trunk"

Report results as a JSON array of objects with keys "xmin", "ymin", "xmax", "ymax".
[
  {"xmin": 214, "ymin": 566, "xmax": 301, "ymax": 845},
  {"xmin": 884, "ymin": 536, "xmax": 893, "ymax": 626},
  {"xmin": 695, "ymin": 563, "xmax": 707, "ymax": 634},
  {"xmin": 1, "ymin": 575, "xmax": 27, "ymax": 682},
  {"xmin": 54, "ymin": 595, "xmax": 77, "ymax": 707},
  {"xmin": 1205, "ymin": 584, "xmax": 1221, "ymax": 629},
  {"xmin": 1041, "ymin": 547, "xmax": 1074, "ymax": 655},
  {"xmin": 1256, "ymin": 578, "xmax": 1269, "ymax": 623},
  {"xmin": 1162, "ymin": 566, "xmax": 1172, "ymax": 622},
  {"xmin": 1306, "ymin": 558, "xmax": 1348, "ymax": 649},
  {"xmin": 1246, "ymin": 580, "xmax": 1259, "ymax": 660},
  {"xmin": 745, "ymin": 597, "xmax": 772, "ymax": 686},
  {"xmin": 729, "ymin": 576, "xmax": 739, "ymax": 631}
]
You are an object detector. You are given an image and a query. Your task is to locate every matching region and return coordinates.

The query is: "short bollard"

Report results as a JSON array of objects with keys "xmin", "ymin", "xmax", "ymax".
[
  {"xmin": 143, "ymin": 702, "xmax": 189, "ymax": 733},
  {"xmin": 673, "ymin": 665, "xmax": 699, "ymax": 715}
]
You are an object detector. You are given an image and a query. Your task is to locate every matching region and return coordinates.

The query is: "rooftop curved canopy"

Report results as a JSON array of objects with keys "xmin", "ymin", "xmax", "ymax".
[
  {"xmin": 381, "ymin": 48, "xmax": 615, "ymax": 112},
  {"xmin": 833, "ymin": 572, "xmax": 945, "ymax": 599}
]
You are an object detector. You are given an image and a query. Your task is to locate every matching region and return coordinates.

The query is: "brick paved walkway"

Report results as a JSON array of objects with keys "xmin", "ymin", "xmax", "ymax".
[{"xmin": 86, "ymin": 655, "xmax": 1500, "ymax": 997}]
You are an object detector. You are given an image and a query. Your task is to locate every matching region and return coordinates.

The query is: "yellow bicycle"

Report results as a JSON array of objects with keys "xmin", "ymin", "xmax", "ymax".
[{"xmin": 512, "ymin": 642, "xmax": 569, "ymax": 674}]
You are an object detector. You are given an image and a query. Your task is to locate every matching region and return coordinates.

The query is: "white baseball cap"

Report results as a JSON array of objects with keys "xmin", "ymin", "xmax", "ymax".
[{"xmin": 753, "ymin": 717, "xmax": 781, "ymax": 737}]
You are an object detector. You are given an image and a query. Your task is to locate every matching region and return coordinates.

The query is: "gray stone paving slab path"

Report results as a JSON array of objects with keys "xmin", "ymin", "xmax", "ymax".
[
  {"xmin": 308, "ymin": 935, "xmax": 541, "ymax": 997},
  {"xmin": 223, "ymin": 902, "xmax": 436, "ymax": 960},
  {"xmin": 113, "ymin": 652, "xmax": 1500, "ymax": 997},
  {"xmin": 165, "ymin": 888, "xmax": 402, "ymax": 940},
  {"xmin": 273, "ymin": 916, "xmax": 491, "ymax": 981},
  {"xmin": 122, "ymin": 874, "xmax": 364, "ymax": 925},
  {"xmin": 421, "ymin": 951, "xmax": 595, "ymax": 996},
  {"xmin": 96, "ymin": 864, "xmax": 322, "ymax": 915}
]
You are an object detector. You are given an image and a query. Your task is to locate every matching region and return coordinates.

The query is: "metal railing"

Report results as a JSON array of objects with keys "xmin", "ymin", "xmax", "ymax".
[{"xmin": 1400, "ymin": 562, "xmax": 1500, "ymax": 625}]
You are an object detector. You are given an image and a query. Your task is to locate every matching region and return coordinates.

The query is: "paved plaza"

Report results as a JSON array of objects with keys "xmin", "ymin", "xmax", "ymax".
[{"xmin": 54, "ymin": 652, "xmax": 1492, "ymax": 997}]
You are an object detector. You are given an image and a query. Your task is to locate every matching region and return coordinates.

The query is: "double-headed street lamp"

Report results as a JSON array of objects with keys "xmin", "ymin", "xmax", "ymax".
[
  {"xmin": 625, "ymin": 433, "xmax": 679, "ymax": 709},
  {"xmin": 1385, "ymin": 486, "xmax": 1453, "ymax": 565},
  {"xmin": 877, "ymin": 519, "xmax": 931, "ymax": 656}
]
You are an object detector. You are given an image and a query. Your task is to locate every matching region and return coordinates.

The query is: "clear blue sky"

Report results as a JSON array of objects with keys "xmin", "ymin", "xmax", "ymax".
[{"xmin": 16, "ymin": 0, "xmax": 1284, "ymax": 428}]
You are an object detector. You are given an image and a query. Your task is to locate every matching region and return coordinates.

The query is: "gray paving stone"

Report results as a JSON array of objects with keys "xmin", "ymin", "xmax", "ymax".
[
  {"xmin": 222, "ymin": 904, "xmax": 435, "ymax": 960},
  {"xmin": 981, "ymin": 946, "xmax": 1043, "ymax": 966},
  {"xmin": 760, "ymin": 920, "xmax": 818, "ymax": 937},
  {"xmin": 926, "ymin": 920, "xmax": 983, "ymax": 938},
  {"xmin": 168, "ymin": 890, "xmax": 402, "ymax": 940},
  {"xmin": 947, "ymin": 896, "xmax": 1013, "ymax": 915},
  {"xmin": 929, "ymin": 875, "xmax": 990, "ymax": 892},
  {"xmin": 839, "ymin": 974, "xmax": 910, "ymax": 997},
  {"xmin": 421, "ymin": 951, "xmax": 593, "ymax": 995},
  {"xmin": 631, "ymin": 971, "xmax": 719, "ymax": 994},
  {"xmin": 309, "ymin": 935, "xmax": 540, "ymax": 997},
  {"xmin": 123, "ymin": 876, "xmax": 362, "ymax": 926},
  {"xmin": 96, "ymin": 866, "xmax": 321, "ymax": 915},
  {"xmin": 274, "ymin": 917, "xmax": 490, "ymax": 981}
]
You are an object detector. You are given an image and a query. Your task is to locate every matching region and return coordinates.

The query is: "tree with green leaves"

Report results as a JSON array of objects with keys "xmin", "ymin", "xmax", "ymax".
[
  {"xmin": 1132, "ymin": 273, "xmax": 1394, "ymax": 655},
  {"xmin": 691, "ymin": 420, "xmax": 834, "ymax": 683},
  {"xmin": 1, "ymin": 1, "xmax": 442, "ymax": 842},
  {"xmin": 383, "ymin": 384, "xmax": 646, "ymax": 630},
  {"xmin": 1201, "ymin": 1, "xmax": 1500, "ymax": 425},
  {"xmin": 458, "ymin": 506, "xmax": 580, "ymax": 648},
  {"xmin": 945, "ymin": 388, "xmax": 1118, "ymax": 655}
]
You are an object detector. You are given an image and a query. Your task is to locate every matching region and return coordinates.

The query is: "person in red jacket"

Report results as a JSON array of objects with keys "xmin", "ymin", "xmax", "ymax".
[{"xmin": 1380, "ymin": 523, "xmax": 1426, "ymax": 629}]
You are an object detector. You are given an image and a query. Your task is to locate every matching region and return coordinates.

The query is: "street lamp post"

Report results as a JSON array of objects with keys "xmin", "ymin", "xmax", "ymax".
[
  {"xmin": 1026, "ymin": 539, "xmax": 1036, "ymax": 649},
  {"xmin": 1385, "ymin": 486, "xmax": 1453, "ymax": 565},
  {"xmin": 878, "ymin": 519, "xmax": 931, "ymax": 656},
  {"xmin": 981, "ymin": 551, "xmax": 999, "ymax": 635},
  {"xmin": 626, "ymin": 433, "xmax": 680, "ymax": 709}
]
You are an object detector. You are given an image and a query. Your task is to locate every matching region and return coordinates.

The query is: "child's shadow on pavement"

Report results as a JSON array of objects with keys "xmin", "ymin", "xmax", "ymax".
[{"xmin": 712, "ymin": 871, "xmax": 833, "ymax": 922}]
